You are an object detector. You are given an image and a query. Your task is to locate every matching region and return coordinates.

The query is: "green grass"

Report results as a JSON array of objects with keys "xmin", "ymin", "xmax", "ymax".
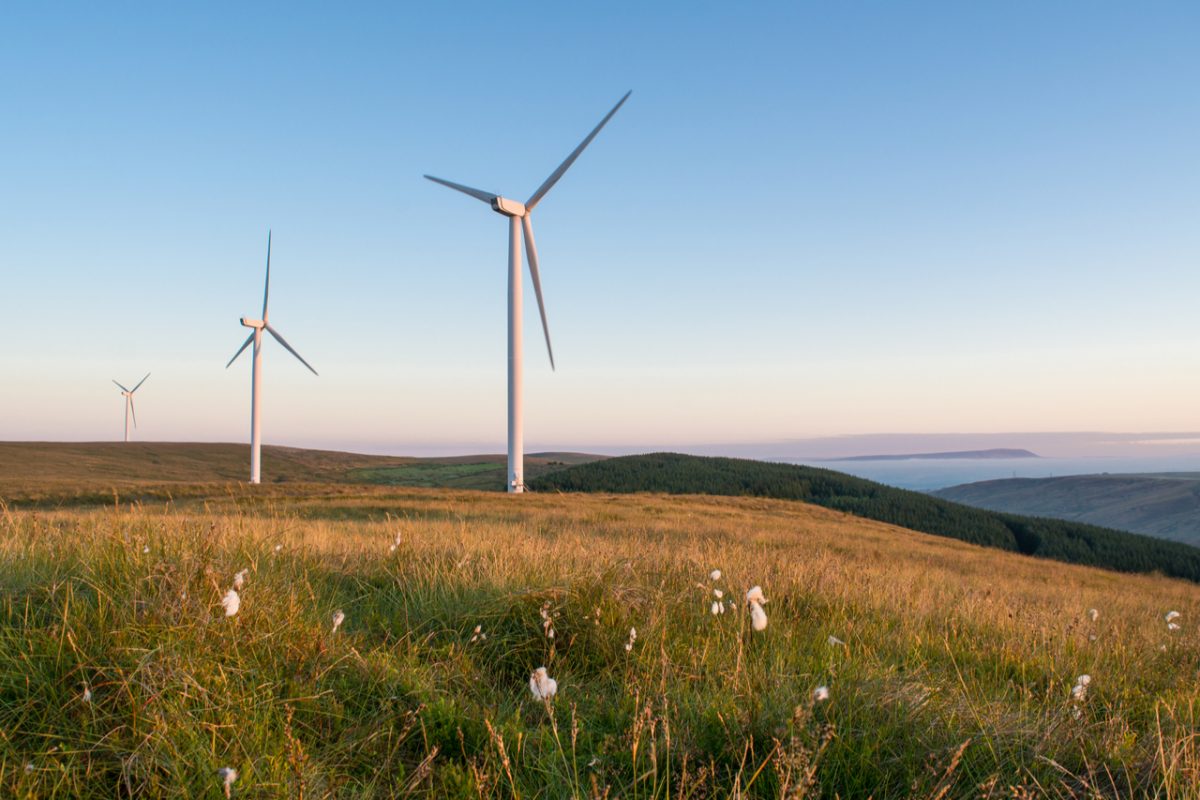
[{"xmin": 1, "ymin": 486, "xmax": 1199, "ymax": 797}]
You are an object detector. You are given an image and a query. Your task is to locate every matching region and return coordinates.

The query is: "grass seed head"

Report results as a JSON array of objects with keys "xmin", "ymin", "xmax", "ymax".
[
  {"xmin": 529, "ymin": 666, "xmax": 557, "ymax": 700},
  {"xmin": 221, "ymin": 589, "xmax": 240, "ymax": 617},
  {"xmin": 218, "ymin": 767, "xmax": 238, "ymax": 797},
  {"xmin": 750, "ymin": 600, "xmax": 768, "ymax": 631}
]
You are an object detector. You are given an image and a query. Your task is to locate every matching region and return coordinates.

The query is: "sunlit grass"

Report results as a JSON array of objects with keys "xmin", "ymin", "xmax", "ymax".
[{"xmin": 0, "ymin": 488, "xmax": 1198, "ymax": 797}]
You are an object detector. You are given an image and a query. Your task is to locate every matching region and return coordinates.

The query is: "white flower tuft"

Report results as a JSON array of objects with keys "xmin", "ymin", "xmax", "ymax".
[
  {"xmin": 710, "ymin": 569, "xmax": 722, "ymax": 581},
  {"xmin": 221, "ymin": 589, "xmax": 240, "ymax": 617},
  {"xmin": 624, "ymin": 627, "xmax": 638, "ymax": 652},
  {"xmin": 540, "ymin": 602, "xmax": 556, "ymax": 639},
  {"xmin": 828, "ymin": 635, "xmax": 845, "ymax": 647},
  {"xmin": 1087, "ymin": 608, "xmax": 1099, "ymax": 622},
  {"xmin": 749, "ymin": 601, "xmax": 768, "ymax": 631},
  {"xmin": 1076, "ymin": 674, "xmax": 1091, "ymax": 687},
  {"xmin": 331, "ymin": 610, "xmax": 345, "ymax": 634},
  {"xmin": 1166, "ymin": 610, "xmax": 1181, "ymax": 623},
  {"xmin": 745, "ymin": 586, "xmax": 767, "ymax": 605},
  {"xmin": 232, "ymin": 569, "xmax": 248, "ymax": 591},
  {"xmin": 142, "ymin": 545, "xmax": 150, "ymax": 554},
  {"xmin": 529, "ymin": 666, "xmax": 557, "ymax": 701},
  {"xmin": 813, "ymin": 685, "xmax": 830, "ymax": 702},
  {"xmin": 470, "ymin": 624, "xmax": 487, "ymax": 643},
  {"xmin": 218, "ymin": 767, "xmax": 238, "ymax": 798},
  {"xmin": 1168, "ymin": 622, "xmax": 1181, "ymax": 631},
  {"xmin": 24, "ymin": 762, "xmax": 34, "ymax": 774},
  {"xmin": 274, "ymin": 543, "xmax": 282, "ymax": 553},
  {"xmin": 713, "ymin": 588, "xmax": 724, "ymax": 599},
  {"xmin": 82, "ymin": 686, "xmax": 92, "ymax": 703}
]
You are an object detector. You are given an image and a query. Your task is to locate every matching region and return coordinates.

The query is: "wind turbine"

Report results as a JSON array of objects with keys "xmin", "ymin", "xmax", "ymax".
[
  {"xmin": 112, "ymin": 373, "xmax": 150, "ymax": 443},
  {"xmin": 225, "ymin": 231, "xmax": 318, "ymax": 484},
  {"xmin": 424, "ymin": 91, "xmax": 631, "ymax": 493}
]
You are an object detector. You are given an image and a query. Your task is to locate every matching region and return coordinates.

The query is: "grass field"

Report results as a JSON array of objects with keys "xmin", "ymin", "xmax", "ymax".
[{"xmin": 1, "ymin": 480, "xmax": 1199, "ymax": 798}]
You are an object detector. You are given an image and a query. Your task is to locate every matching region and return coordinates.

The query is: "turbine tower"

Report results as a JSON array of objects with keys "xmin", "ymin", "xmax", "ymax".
[
  {"xmin": 424, "ymin": 91, "xmax": 631, "ymax": 493},
  {"xmin": 112, "ymin": 373, "xmax": 150, "ymax": 443},
  {"xmin": 226, "ymin": 231, "xmax": 318, "ymax": 484}
]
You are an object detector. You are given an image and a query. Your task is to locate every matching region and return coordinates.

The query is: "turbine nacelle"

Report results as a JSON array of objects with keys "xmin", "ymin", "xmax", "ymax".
[
  {"xmin": 491, "ymin": 197, "xmax": 526, "ymax": 218},
  {"xmin": 240, "ymin": 317, "xmax": 265, "ymax": 329}
]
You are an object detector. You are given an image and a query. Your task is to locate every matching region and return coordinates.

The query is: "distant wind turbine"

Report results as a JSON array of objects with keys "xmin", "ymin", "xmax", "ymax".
[
  {"xmin": 112, "ymin": 373, "xmax": 150, "ymax": 443},
  {"xmin": 424, "ymin": 91, "xmax": 631, "ymax": 493},
  {"xmin": 225, "ymin": 231, "xmax": 318, "ymax": 484}
]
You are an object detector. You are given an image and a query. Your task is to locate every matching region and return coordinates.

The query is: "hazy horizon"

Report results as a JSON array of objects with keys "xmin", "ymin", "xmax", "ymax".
[{"xmin": 2, "ymin": 4, "xmax": 1198, "ymax": 449}]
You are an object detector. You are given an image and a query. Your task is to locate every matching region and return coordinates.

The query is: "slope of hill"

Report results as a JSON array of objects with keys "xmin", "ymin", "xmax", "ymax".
[
  {"xmin": 933, "ymin": 472, "xmax": 1200, "ymax": 546},
  {"xmin": 529, "ymin": 452, "xmax": 1200, "ymax": 583},
  {"xmin": 2, "ymin": 483, "xmax": 1198, "ymax": 797},
  {"xmin": 0, "ymin": 442, "xmax": 600, "ymax": 499}
]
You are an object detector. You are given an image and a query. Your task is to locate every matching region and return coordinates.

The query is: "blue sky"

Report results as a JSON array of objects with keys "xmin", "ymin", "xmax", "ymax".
[{"xmin": 1, "ymin": 2, "xmax": 1198, "ymax": 455}]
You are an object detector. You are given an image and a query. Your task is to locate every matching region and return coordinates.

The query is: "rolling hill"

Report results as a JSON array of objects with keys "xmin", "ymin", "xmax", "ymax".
[
  {"xmin": 529, "ymin": 452, "xmax": 1200, "ymax": 583},
  {"xmin": 933, "ymin": 472, "xmax": 1200, "ymax": 546},
  {"xmin": 0, "ymin": 442, "xmax": 601, "ymax": 499}
]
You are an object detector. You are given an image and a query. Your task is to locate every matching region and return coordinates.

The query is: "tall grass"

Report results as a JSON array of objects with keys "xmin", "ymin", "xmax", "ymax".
[{"xmin": 0, "ymin": 489, "xmax": 1198, "ymax": 797}]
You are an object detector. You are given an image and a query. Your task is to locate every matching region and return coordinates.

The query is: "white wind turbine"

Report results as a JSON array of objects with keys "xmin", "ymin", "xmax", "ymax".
[
  {"xmin": 225, "ymin": 232, "xmax": 318, "ymax": 484},
  {"xmin": 425, "ymin": 91, "xmax": 631, "ymax": 493},
  {"xmin": 112, "ymin": 373, "xmax": 150, "ymax": 443}
]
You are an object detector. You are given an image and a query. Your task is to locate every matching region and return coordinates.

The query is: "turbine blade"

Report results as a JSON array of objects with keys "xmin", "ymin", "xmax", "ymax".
[
  {"xmin": 423, "ymin": 175, "xmax": 498, "ymax": 204},
  {"xmin": 522, "ymin": 215, "xmax": 555, "ymax": 370},
  {"xmin": 266, "ymin": 324, "xmax": 318, "ymax": 376},
  {"xmin": 112, "ymin": 380, "xmax": 131, "ymax": 393},
  {"xmin": 131, "ymin": 372, "xmax": 150, "ymax": 393},
  {"xmin": 226, "ymin": 332, "xmax": 255, "ymax": 368},
  {"xmin": 129, "ymin": 396, "xmax": 138, "ymax": 429},
  {"xmin": 262, "ymin": 230, "xmax": 271, "ymax": 319},
  {"xmin": 525, "ymin": 91, "xmax": 631, "ymax": 211}
]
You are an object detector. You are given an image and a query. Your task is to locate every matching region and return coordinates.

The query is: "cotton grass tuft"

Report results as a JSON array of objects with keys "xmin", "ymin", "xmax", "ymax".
[
  {"xmin": 221, "ymin": 589, "xmax": 240, "ymax": 617},
  {"xmin": 529, "ymin": 667, "xmax": 557, "ymax": 701},
  {"xmin": 813, "ymin": 685, "xmax": 830, "ymax": 702},
  {"xmin": 218, "ymin": 767, "xmax": 238, "ymax": 798},
  {"xmin": 331, "ymin": 610, "xmax": 345, "ymax": 634}
]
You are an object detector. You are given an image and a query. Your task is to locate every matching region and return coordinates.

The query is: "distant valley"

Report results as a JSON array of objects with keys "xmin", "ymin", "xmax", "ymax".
[{"xmin": 934, "ymin": 472, "xmax": 1200, "ymax": 546}]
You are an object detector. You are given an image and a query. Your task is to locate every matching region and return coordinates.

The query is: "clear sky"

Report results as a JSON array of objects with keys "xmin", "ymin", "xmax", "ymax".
[{"xmin": 1, "ymin": 2, "xmax": 1198, "ymax": 455}]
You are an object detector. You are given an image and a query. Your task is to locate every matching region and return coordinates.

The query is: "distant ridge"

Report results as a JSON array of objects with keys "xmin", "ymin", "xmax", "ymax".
[
  {"xmin": 530, "ymin": 452, "xmax": 1200, "ymax": 583},
  {"xmin": 832, "ymin": 448, "xmax": 1039, "ymax": 462},
  {"xmin": 935, "ymin": 472, "xmax": 1200, "ymax": 546}
]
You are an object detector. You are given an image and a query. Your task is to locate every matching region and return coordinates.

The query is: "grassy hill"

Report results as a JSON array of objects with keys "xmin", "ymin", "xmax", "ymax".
[
  {"xmin": 1, "ymin": 483, "xmax": 1199, "ymax": 797},
  {"xmin": 529, "ymin": 452, "xmax": 1200, "ymax": 583},
  {"xmin": 934, "ymin": 473, "xmax": 1200, "ymax": 546},
  {"xmin": 0, "ymin": 442, "xmax": 599, "ymax": 500}
]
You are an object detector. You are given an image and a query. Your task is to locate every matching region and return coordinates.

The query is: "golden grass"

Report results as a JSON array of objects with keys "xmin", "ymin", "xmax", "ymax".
[{"xmin": 1, "ymin": 486, "xmax": 1199, "ymax": 797}]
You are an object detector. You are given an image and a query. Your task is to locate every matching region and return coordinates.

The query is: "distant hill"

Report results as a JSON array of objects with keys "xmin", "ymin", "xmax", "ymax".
[
  {"xmin": 528, "ymin": 452, "xmax": 1200, "ymax": 583},
  {"xmin": 934, "ymin": 473, "xmax": 1200, "ymax": 546},
  {"xmin": 0, "ymin": 442, "xmax": 603, "ymax": 500},
  {"xmin": 833, "ymin": 448, "xmax": 1039, "ymax": 461}
]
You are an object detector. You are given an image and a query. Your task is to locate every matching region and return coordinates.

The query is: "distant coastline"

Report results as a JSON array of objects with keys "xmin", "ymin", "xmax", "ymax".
[{"xmin": 831, "ymin": 448, "xmax": 1040, "ymax": 462}]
